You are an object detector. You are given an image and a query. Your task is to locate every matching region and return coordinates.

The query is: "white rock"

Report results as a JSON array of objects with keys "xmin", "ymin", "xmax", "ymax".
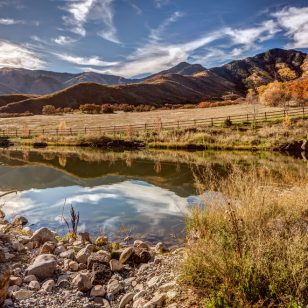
[
  {"xmin": 12, "ymin": 289, "xmax": 34, "ymax": 301},
  {"xmin": 109, "ymin": 259, "xmax": 123, "ymax": 272},
  {"xmin": 9, "ymin": 276, "xmax": 22, "ymax": 287},
  {"xmin": 107, "ymin": 279, "xmax": 123, "ymax": 295},
  {"xmin": 159, "ymin": 281, "xmax": 176, "ymax": 292},
  {"xmin": 76, "ymin": 244, "xmax": 93, "ymax": 264},
  {"xmin": 41, "ymin": 279, "xmax": 55, "ymax": 292},
  {"xmin": 119, "ymin": 247, "xmax": 134, "ymax": 264},
  {"xmin": 143, "ymin": 293, "xmax": 166, "ymax": 308},
  {"xmin": 26, "ymin": 254, "xmax": 57, "ymax": 280},
  {"xmin": 133, "ymin": 290, "xmax": 146, "ymax": 301},
  {"xmin": 28, "ymin": 280, "xmax": 40, "ymax": 290},
  {"xmin": 90, "ymin": 285, "xmax": 106, "ymax": 297},
  {"xmin": 119, "ymin": 292, "xmax": 134, "ymax": 308},
  {"xmin": 24, "ymin": 275, "xmax": 37, "ymax": 283}
]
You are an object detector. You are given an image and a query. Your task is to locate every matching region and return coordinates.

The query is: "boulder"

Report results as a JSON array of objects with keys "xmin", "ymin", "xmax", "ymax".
[
  {"xmin": 90, "ymin": 285, "xmax": 106, "ymax": 297},
  {"xmin": 26, "ymin": 254, "xmax": 57, "ymax": 280},
  {"xmin": 76, "ymin": 244, "xmax": 93, "ymax": 264},
  {"xmin": 0, "ymin": 264, "xmax": 10, "ymax": 306},
  {"xmin": 119, "ymin": 247, "xmax": 134, "ymax": 264},
  {"xmin": 87, "ymin": 251, "xmax": 110, "ymax": 270},
  {"xmin": 72, "ymin": 273, "xmax": 92, "ymax": 292},
  {"xmin": 30, "ymin": 227, "xmax": 55, "ymax": 245}
]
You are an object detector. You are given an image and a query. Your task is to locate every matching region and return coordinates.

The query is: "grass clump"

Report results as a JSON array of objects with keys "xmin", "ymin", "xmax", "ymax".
[{"xmin": 180, "ymin": 166, "xmax": 308, "ymax": 307}]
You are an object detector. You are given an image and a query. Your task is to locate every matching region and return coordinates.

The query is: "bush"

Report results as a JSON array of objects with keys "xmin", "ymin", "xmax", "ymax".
[
  {"xmin": 101, "ymin": 104, "xmax": 114, "ymax": 114},
  {"xmin": 180, "ymin": 166, "xmax": 308, "ymax": 307},
  {"xmin": 80, "ymin": 104, "xmax": 101, "ymax": 114},
  {"xmin": 63, "ymin": 107, "xmax": 74, "ymax": 113},
  {"xmin": 42, "ymin": 105, "xmax": 56, "ymax": 115}
]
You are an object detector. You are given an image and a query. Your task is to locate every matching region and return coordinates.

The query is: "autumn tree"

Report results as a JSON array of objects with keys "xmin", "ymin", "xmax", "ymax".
[{"xmin": 42, "ymin": 105, "xmax": 56, "ymax": 115}]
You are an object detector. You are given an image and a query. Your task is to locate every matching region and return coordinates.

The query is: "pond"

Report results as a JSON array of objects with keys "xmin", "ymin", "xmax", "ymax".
[{"xmin": 0, "ymin": 147, "xmax": 306, "ymax": 246}]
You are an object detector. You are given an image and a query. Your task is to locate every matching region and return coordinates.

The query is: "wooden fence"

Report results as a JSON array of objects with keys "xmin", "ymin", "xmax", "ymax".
[{"xmin": 0, "ymin": 106, "xmax": 307, "ymax": 138}]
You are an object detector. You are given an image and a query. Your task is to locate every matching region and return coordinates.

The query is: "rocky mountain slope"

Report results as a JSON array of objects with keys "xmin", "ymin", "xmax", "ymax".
[{"xmin": 0, "ymin": 49, "xmax": 306, "ymax": 114}]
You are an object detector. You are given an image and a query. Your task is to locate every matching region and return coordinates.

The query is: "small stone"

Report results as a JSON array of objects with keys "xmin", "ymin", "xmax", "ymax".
[
  {"xmin": 11, "ymin": 242, "xmax": 25, "ymax": 252},
  {"xmin": 155, "ymin": 242, "xmax": 169, "ymax": 253},
  {"xmin": 69, "ymin": 261, "xmax": 79, "ymax": 271},
  {"xmin": 72, "ymin": 273, "xmax": 92, "ymax": 292},
  {"xmin": 24, "ymin": 275, "xmax": 37, "ymax": 283},
  {"xmin": 106, "ymin": 279, "xmax": 123, "ymax": 295},
  {"xmin": 133, "ymin": 240, "xmax": 150, "ymax": 251},
  {"xmin": 119, "ymin": 292, "xmax": 134, "ymax": 308},
  {"xmin": 147, "ymin": 276, "xmax": 161, "ymax": 288},
  {"xmin": 76, "ymin": 244, "xmax": 93, "ymax": 264},
  {"xmin": 159, "ymin": 281, "xmax": 176, "ymax": 292},
  {"xmin": 54, "ymin": 245, "xmax": 66, "ymax": 255},
  {"xmin": 12, "ymin": 289, "xmax": 34, "ymax": 301},
  {"xmin": 8, "ymin": 285, "xmax": 20, "ymax": 296},
  {"xmin": 41, "ymin": 279, "xmax": 55, "ymax": 292},
  {"xmin": 12, "ymin": 215, "xmax": 28, "ymax": 226},
  {"xmin": 59, "ymin": 249, "xmax": 75, "ymax": 259},
  {"xmin": 3, "ymin": 298, "xmax": 14, "ymax": 308},
  {"xmin": 40, "ymin": 241, "xmax": 56, "ymax": 254},
  {"xmin": 9, "ymin": 276, "xmax": 22, "ymax": 287},
  {"xmin": 133, "ymin": 290, "xmax": 146, "ymax": 301},
  {"xmin": 109, "ymin": 259, "xmax": 123, "ymax": 272},
  {"xmin": 0, "ymin": 248, "xmax": 5, "ymax": 263},
  {"xmin": 87, "ymin": 251, "xmax": 110, "ymax": 269},
  {"xmin": 26, "ymin": 254, "xmax": 57, "ymax": 280},
  {"xmin": 28, "ymin": 280, "xmax": 40, "ymax": 290},
  {"xmin": 143, "ymin": 293, "xmax": 166, "ymax": 308},
  {"xmin": 119, "ymin": 247, "xmax": 134, "ymax": 264},
  {"xmin": 90, "ymin": 285, "xmax": 106, "ymax": 297},
  {"xmin": 30, "ymin": 227, "xmax": 56, "ymax": 245}
]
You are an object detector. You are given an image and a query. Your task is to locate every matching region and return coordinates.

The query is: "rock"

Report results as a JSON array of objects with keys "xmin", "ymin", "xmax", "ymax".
[
  {"xmin": 40, "ymin": 241, "xmax": 56, "ymax": 254},
  {"xmin": 133, "ymin": 298, "xmax": 147, "ymax": 308},
  {"xmin": 3, "ymin": 298, "xmax": 14, "ymax": 308},
  {"xmin": 8, "ymin": 285, "xmax": 20, "ymax": 297},
  {"xmin": 72, "ymin": 273, "xmax": 92, "ymax": 292},
  {"xmin": 69, "ymin": 260, "xmax": 79, "ymax": 271},
  {"xmin": 9, "ymin": 276, "xmax": 22, "ymax": 286},
  {"xmin": 119, "ymin": 247, "xmax": 134, "ymax": 264},
  {"xmin": 87, "ymin": 251, "xmax": 110, "ymax": 270},
  {"xmin": 147, "ymin": 276, "xmax": 161, "ymax": 288},
  {"xmin": 0, "ymin": 264, "xmax": 10, "ymax": 306},
  {"xmin": 100, "ymin": 298, "xmax": 111, "ymax": 307},
  {"xmin": 12, "ymin": 289, "xmax": 34, "ymax": 301},
  {"xmin": 107, "ymin": 279, "xmax": 123, "ymax": 296},
  {"xmin": 119, "ymin": 292, "xmax": 134, "ymax": 308},
  {"xmin": 109, "ymin": 259, "xmax": 123, "ymax": 272},
  {"xmin": 143, "ymin": 293, "xmax": 166, "ymax": 307},
  {"xmin": 133, "ymin": 240, "xmax": 150, "ymax": 251},
  {"xmin": 76, "ymin": 244, "xmax": 93, "ymax": 264},
  {"xmin": 167, "ymin": 290, "xmax": 178, "ymax": 301},
  {"xmin": 24, "ymin": 275, "xmax": 37, "ymax": 283},
  {"xmin": 41, "ymin": 279, "xmax": 55, "ymax": 292},
  {"xmin": 91, "ymin": 263, "xmax": 112, "ymax": 285},
  {"xmin": 0, "ymin": 209, "xmax": 5, "ymax": 219},
  {"xmin": 59, "ymin": 249, "xmax": 75, "ymax": 259},
  {"xmin": 90, "ymin": 285, "xmax": 106, "ymax": 297},
  {"xmin": 95, "ymin": 235, "xmax": 108, "ymax": 246},
  {"xmin": 159, "ymin": 281, "xmax": 176, "ymax": 292},
  {"xmin": 155, "ymin": 242, "xmax": 169, "ymax": 253},
  {"xmin": 22, "ymin": 227, "xmax": 33, "ymax": 235},
  {"xmin": 12, "ymin": 215, "xmax": 28, "ymax": 226},
  {"xmin": 28, "ymin": 280, "xmax": 40, "ymax": 290},
  {"xmin": 133, "ymin": 290, "xmax": 146, "ymax": 301},
  {"xmin": 26, "ymin": 254, "xmax": 57, "ymax": 280},
  {"xmin": 54, "ymin": 245, "xmax": 66, "ymax": 255},
  {"xmin": 78, "ymin": 232, "xmax": 91, "ymax": 243},
  {"xmin": 132, "ymin": 248, "xmax": 151, "ymax": 265},
  {"xmin": 11, "ymin": 241, "xmax": 25, "ymax": 252},
  {"xmin": 30, "ymin": 227, "xmax": 55, "ymax": 245}
]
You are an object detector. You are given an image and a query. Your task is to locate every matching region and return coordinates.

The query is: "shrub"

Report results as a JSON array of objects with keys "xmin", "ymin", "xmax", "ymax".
[
  {"xmin": 42, "ymin": 105, "xmax": 56, "ymax": 115},
  {"xmin": 80, "ymin": 104, "xmax": 101, "ymax": 114},
  {"xmin": 180, "ymin": 166, "xmax": 308, "ymax": 307},
  {"xmin": 63, "ymin": 107, "xmax": 74, "ymax": 113},
  {"xmin": 101, "ymin": 104, "xmax": 114, "ymax": 114}
]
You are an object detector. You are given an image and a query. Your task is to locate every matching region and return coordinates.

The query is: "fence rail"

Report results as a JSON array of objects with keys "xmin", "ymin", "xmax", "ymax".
[{"xmin": 0, "ymin": 106, "xmax": 307, "ymax": 138}]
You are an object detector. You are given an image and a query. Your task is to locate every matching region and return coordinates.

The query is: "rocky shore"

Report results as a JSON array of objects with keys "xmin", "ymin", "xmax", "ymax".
[{"xmin": 0, "ymin": 211, "xmax": 186, "ymax": 308}]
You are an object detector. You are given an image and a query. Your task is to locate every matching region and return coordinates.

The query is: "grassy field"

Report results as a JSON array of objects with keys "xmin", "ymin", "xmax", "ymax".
[{"xmin": 0, "ymin": 103, "xmax": 284, "ymax": 130}]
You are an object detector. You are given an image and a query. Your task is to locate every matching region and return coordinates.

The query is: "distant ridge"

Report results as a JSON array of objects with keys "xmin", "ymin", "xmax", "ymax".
[{"xmin": 0, "ymin": 49, "xmax": 306, "ymax": 114}]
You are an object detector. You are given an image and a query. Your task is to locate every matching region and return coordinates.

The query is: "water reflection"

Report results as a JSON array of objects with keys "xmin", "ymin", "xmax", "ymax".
[{"xmin": 0, "ymin": 147, "xmax": 306, "ymax": 244}]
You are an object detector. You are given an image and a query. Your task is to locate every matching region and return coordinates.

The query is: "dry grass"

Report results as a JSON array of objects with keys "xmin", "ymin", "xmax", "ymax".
[{"xmin": 180, "ymin": 165, "xmax": 308, "ymax": 307}]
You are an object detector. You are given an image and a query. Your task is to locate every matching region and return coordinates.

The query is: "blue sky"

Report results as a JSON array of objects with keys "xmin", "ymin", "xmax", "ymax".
[{"xmin": 0, "ymin": 0, "xmax": 307, "ymax": 78}]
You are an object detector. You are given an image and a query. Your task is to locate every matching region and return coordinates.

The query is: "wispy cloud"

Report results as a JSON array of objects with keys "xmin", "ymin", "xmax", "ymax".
[
  {"xmin": 53, "ymin": 35, "xmax": 77, "ymax": 45},
  {"xmin": 154, "ymin": 0, "xmax": 170, "ymax": 8},
  {"xmin": 272, "ymin": 6, "xmax": 308, "ymax": 48},
  {"xmin": 127, "ymin": 0, "xmax": 142, "ymax": 15},
  {"xmin": 0, "ymin": 40, "xmax": 45, "ymax": 69},
  {"xmin": 0, "ymin": 18, "xmax": 24, "ymax": 25},
  {"xmin": 55, "ymin": 53, "xmax": 118, "ymax": 66},
  {"xmin": 60, "ymin": 0, "xmax": 120, "ymax": 43},
  {"xmin": 149, "ymin": 11, "xmax": 184, "ymax": 42}
]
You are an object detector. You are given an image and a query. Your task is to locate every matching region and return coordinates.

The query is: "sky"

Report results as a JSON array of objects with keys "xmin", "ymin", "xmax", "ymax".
[{"xmin": 0, "ymin": 0, "xmax": 307, "ymax": 78}]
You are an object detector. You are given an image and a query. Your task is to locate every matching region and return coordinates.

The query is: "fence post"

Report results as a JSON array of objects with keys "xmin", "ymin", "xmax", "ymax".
[
  {"xmin": 194, "ymin": 120, "xmax": 196, "ymax": 127},
  {"xmin": 246, "ymin": 114, "xmax": 249, "ymax": 121},
  {"xmin": 56, "ymin": 129, "xmax": 58, "ymax": 136},
  {"xmin": 211, "ymin": 118, "xmax": 213, "ymax": 126},
  {"xmin": 15, "ymin": 128, "xmax": 18, "ymax": 137},
  {"xmin": 177, "ymin": 121, "xmax": 180, "ymax": 129},
  {"xmin": 144, "ymin": 123, "xmax": 147, "ymax": 130},
  {"xmin": 42, "ymin": 129, "xmax": 44, "ymax": 135},
  {"xmin": 303, "ymin": 106, "xmax": 305, "ymax": 120},
  {"xmin": 70, "ymin": 128, "xmax": 72, "ymax": 135},
  {"xmin": 84, "ymin": 127, "xmax": 87, "ymax": 135},
  {"xmin": 264, "ymin": 112, "xmax": 267, "ymax": 121}
]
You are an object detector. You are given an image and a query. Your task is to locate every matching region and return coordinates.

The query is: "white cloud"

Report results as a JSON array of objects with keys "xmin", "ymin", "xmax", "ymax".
[
  {"xmin": 53, "ymin": 35, "xmax": 77, "ymax": 45},
  {"xmin": 0, "ymin": 40, "xmax": 45, "ymax": 69},
  {"xmin": 0, "ymin": 18, "xmax": 24, "ymax": 25},
  {"xmin": 272, "ymin": 6, "xmax": 308, "ymax": 48},
  {"xmin": 61, "ymin": 0, "xmax": 120, "ymax": 43},
  {"xmin": 149, "ymin": 11, "xmax": 184, "ymax": 42},
  {"xmin": 154, "ymin": 0, "xmax": 170, "ymax": 8},
  {"xmin": 55, "ymin": 53, "xmax": 118, "ymax": 66}
]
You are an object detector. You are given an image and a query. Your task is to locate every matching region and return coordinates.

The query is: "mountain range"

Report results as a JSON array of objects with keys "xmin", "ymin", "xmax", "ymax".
[{"xmin": 0, "ymin": 48, "xmax": 307, "ymax": 114}]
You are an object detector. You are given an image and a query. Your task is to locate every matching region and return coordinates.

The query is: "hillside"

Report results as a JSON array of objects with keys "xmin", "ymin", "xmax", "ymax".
[{"xmin": 0, "ymin": 49, "xmax": 306, "ymax": 114}]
